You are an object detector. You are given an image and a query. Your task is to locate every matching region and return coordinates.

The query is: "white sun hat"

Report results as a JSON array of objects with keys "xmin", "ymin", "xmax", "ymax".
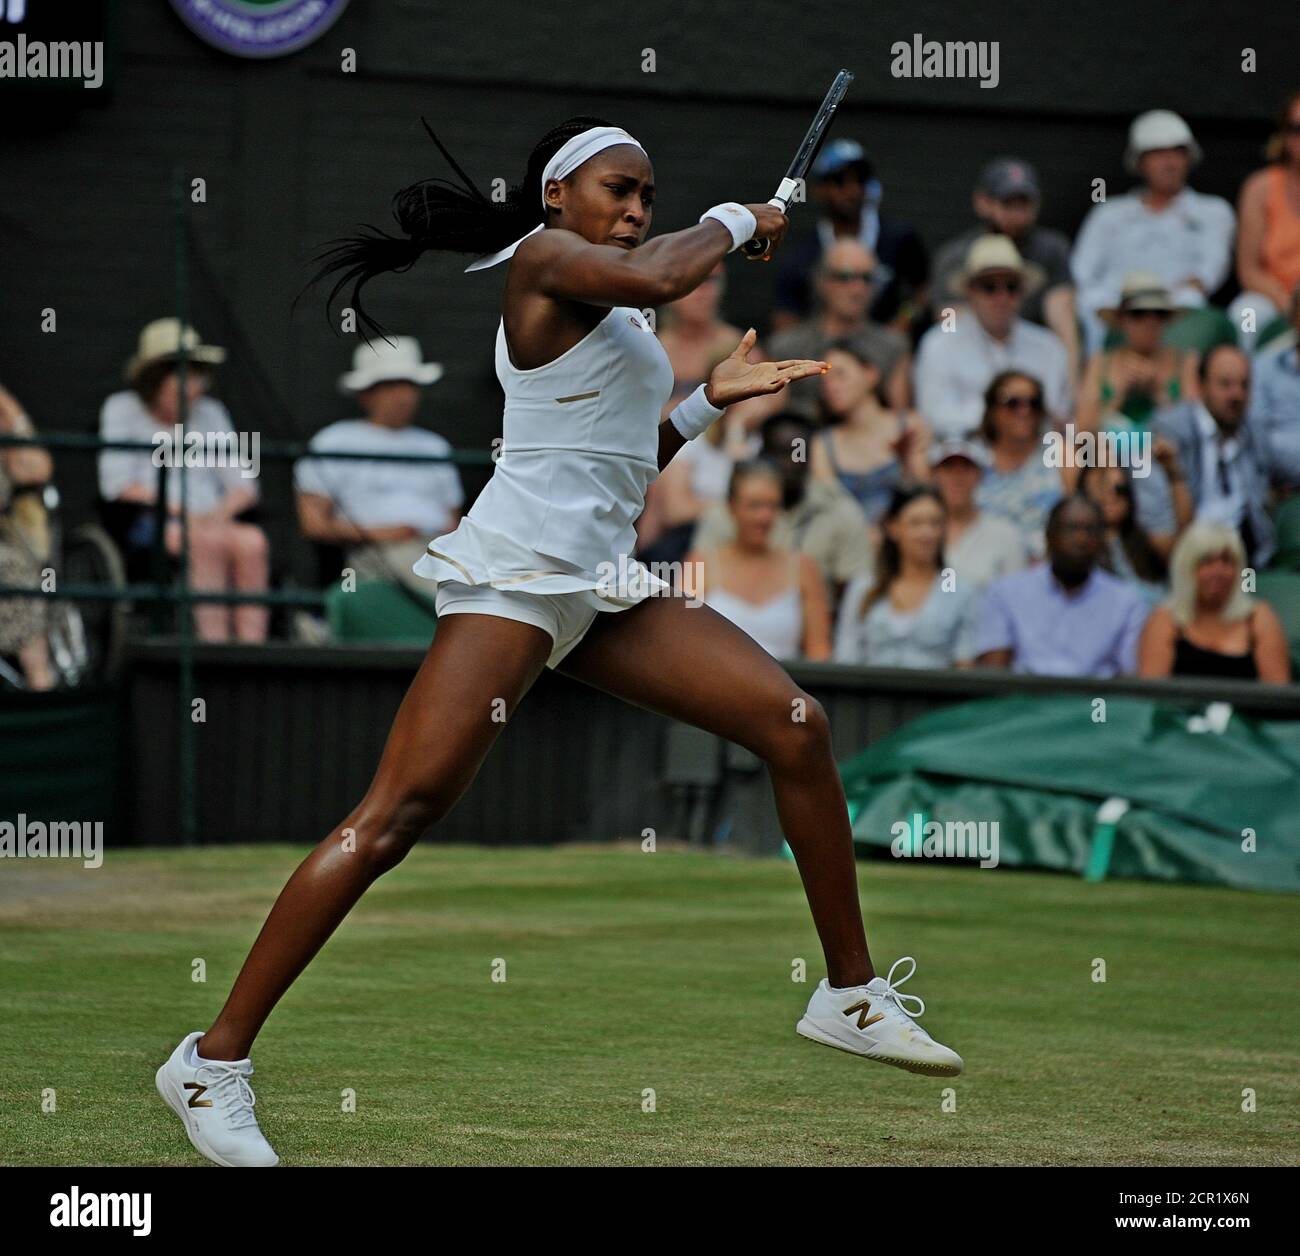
[
  {"xmin": 1125, "ymin": 110, "xmax": 1202, "ymax": 173},
  {"xmin": 339, "ymin": 336, "xmax": 444, "ymax": 393}
]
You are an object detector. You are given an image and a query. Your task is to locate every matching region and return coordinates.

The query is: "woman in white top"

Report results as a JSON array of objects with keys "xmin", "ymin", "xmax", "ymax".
[
  {"xmin": 834, "ymin": 485, "xmax": 979, "ymax": 668},
  {"xmin": 99, "ymin": 320, "xmax": 269, "ymax": 643},
  {"xmin": 154, "ymin": 117, "xmax": 962, "ymax": 1167},
  {"xmin": 689, "ymin": 460, "xmax": 831, "ymax": 661}
]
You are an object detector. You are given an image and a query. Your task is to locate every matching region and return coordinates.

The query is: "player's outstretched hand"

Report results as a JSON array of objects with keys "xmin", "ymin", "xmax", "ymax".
[{"xmin": 705, "ymin": 329, "xmax": 828, "ymax": 406}]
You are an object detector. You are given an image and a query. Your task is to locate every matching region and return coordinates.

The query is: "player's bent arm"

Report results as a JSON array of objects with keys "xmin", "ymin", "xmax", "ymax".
[
  {"xmin": 1136, "ymin": 606, "xmax": 1177, "ymax": 677},
  {"xmin": 523, "ymin": 221, "xmax": 734, "ymax": 309},
  {"xmin": 656, "ymin": 418, "xmax": 690, "ymax": 473}
]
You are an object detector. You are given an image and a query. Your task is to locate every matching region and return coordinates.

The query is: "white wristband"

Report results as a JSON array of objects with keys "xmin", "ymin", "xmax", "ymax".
[
  {"xmin": 668, "ymin": 383, "xmax": 726, "ymax": 441},
  {"xmin": 698, "ymin": 202, "xmax": 758, "ymax": 253}
]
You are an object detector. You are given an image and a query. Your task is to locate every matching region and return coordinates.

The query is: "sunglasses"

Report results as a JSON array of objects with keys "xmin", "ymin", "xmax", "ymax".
[
  {"xmin": 825, "ymin": 269, "xmax": 876, "ymax": 284},
  {"xmin": 996, "ymin": 394, "xmax": 1043, "ymax": 412},
  {"xmin": 1122, "ymin": 308, "xmax": 1172, "ymax": 321},
  {"xmin": 971, "ymin": 277, "xmax": 1022, "ymax": 295}
]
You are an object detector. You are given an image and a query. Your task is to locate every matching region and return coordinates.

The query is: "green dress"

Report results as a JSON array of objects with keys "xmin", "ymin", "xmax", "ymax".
[{"xmin": 1098, "ymin": 350, "xmax": 1185, "ymax": 459}]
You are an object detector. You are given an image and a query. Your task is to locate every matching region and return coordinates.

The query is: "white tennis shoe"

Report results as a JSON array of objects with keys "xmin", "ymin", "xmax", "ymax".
[
  {"xmin": 155, "ymin": 1031, "xmax": 280, "ymax": 1167},
  {"xmin": 796, "ymin": 956, "xmax": 963, "ymax": 1076}
]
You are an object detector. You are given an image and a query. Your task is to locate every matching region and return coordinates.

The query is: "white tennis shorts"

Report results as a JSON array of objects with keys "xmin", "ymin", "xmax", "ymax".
[{"xmin": 433, "ymin": 580, "xmax": 603, "ymax": 670}]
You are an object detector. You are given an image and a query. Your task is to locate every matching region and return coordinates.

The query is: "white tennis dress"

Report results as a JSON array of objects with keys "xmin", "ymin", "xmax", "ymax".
[{"xmin": 412, "ymin": 304, "xmax": 675, "ymax": 665}]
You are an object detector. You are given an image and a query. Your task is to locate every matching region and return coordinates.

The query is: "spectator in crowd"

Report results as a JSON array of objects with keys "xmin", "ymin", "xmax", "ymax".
[
  {"xmin": 1248, "ymin": 281, "xmax": 1300, "ymax": 471},
  {"xmin": 1232, "ymin": 91, "xmax": 1300, "ymax": 350},
  {"xmin": 1077, "ymin": 273, "xmax": 1199, "ymax": 441},
  {"xmin": 771, "ymin": 139, "xmax": 929, "ymax": 336},
  {"xmin": 637, "ymin": 262, "xmax": 769, "ymax": 561},
  {"xmin": 809, "ymin": 339, "xmax": 930, "ymax": 526},
  {"xmin": 975, "ymin": 495, "xmax": 1150, "ymax": 677},
  {"xmin": 691, "ymin": 412, "xmax": 874, "ymax": 597},
  {"xmin": 931, "ymin": 156, "xmax": 1081, "ymax": 380},
  {"xmin": 1138, "ymin": 521, "xmax": 1290, "ymax": 682},
  {"xmin": 1072, "ymin": 110, "xmax": 1236, "ymax": 355},
  {"xmin": 833, "ymin": 485, "xmax": 978, "ymax": 668},
  {"xmin": 0, "ymin": 382, "xmax": 54, "ymax": 689},
  {"xmin": 1136, "ymin": 345, "xmax": 1300, "ymax": 569},
  {"xmin": 914, "ymin": 235, "xmax": 1072, "ymax": 440},
  {"xmin": 296, "ymin": 336, "xmax": 463, "ymax": 595},
  {"xmin": 929, "ymin": 438, "xmax": 1027, "ymax": 591},
  {"xmin": 973, "ymin": 370, "xmax": 1066, "ymax": 561},
  {"xmin": 99, "ymin": 319, "xmax": 268, "ymax": 643},
  {"xmin": 766, "ymin": 239, "xmax": 911, "ymax": 419},
  {"xmin": 1078, "ymin": 463, "xmax": 1168, "ymax": 606},
  {"xmin": 687, "ymin": 460, "xmax": 832, "ymax": 661}
]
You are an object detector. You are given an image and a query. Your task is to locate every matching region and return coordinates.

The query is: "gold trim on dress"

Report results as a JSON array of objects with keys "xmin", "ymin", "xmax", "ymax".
[{"xmin": 424, "ymin": 547, "xmax": 476, "ymax": 584}]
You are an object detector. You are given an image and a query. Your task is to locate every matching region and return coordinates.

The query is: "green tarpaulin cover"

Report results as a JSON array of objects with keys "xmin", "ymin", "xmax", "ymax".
[{"xmin": 839, "ymin": 695, "xmax": 1300, "ymax": 893}]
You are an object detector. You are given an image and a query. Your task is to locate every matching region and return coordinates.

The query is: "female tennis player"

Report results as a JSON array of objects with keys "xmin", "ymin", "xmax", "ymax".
[{"xmin": 156, "ymin": 116, "xmax": 962, "ymax": 1168}]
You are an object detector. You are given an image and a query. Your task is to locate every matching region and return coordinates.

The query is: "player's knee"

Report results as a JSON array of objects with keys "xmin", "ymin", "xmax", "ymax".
[
  {"xmin": 756, "ymin": 690, "xmax": 832, "ymax": 771},
  {"xmin": 350, "ymin": 792, "xmax": 445, "ymax": 875}
]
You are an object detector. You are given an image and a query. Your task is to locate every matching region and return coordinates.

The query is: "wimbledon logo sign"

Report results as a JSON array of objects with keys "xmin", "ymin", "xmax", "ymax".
[{"xmin": 169, "ymin": 0, "xmax": 350, "ymax": 60}]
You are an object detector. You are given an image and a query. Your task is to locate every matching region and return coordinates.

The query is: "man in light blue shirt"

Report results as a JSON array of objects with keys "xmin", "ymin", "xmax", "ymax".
[
  {"xmin": 975, "ymin": 496, "xmax": 1149, "ymax": 677},
  {"xmin": 1248, "ymin": 285, "xmax": 1300, "ymax": 475},
  {"xmin": 1133, "ymin": 346, "xmax": 1300, "ymax": 568}
]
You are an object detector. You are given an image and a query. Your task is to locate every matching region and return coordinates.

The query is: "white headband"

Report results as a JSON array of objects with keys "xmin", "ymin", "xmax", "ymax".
[{"xmin": 463, "ymin": 125, "xmax": 647, "ymax": 273}]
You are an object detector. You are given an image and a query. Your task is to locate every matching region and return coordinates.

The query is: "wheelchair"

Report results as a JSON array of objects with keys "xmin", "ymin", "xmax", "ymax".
[{"xmin": 0, "ymin": 485, "xmax": 128, "ymax": 691}]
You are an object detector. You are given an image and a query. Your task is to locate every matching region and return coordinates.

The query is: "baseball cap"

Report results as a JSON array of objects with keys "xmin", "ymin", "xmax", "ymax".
[
  {"xmin": 978, "ymin": 157, "xmax": 1040, "ymax": 201},
  {"xmin": 813, "ymin": 139, "xmax": 873, "ymax": 182},
  {"xmin": 928, "ymin": 439, "xmax": 990, "ymax": 470}
]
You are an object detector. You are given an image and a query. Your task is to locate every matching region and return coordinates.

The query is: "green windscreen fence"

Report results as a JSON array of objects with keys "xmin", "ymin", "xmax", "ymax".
[
  {"xmin": 0, "ymin": 688, "xmax": 126, "ymax": 839},
  {"xmin": 840, "ymin": 695, "xmax": 1300, "ymax": 894}
]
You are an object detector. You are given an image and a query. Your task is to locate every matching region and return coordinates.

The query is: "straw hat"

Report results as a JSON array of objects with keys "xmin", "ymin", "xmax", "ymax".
[
  {"xmin": 952, "ymin": 234, "xmax": 1045, "ymax": 298},
  {"xmin": 125, "ymin": 318, "xmax": 226, "ymax": 383},
  {"xmin": 338, "ymin": 336, "xmax": 444, "ymax": 394},
  {"xmin": 1098, "ymin": 272, "xmax": 1185, "ymax": 325}
]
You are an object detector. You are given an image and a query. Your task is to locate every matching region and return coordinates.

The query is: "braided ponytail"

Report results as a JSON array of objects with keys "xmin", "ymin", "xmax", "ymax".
[{"xmin": 305, "ymin": 114, "xmax": 615, "ymax": 339}]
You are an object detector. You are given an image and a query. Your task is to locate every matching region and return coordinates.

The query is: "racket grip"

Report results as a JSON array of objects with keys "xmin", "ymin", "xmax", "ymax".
[{"xmin": 741, "ymin": 194, "xmax": 793, "ymax": 259}]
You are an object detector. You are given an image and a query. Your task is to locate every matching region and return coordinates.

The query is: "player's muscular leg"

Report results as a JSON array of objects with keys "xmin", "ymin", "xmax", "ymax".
[
  {"xmin": 558, "ymin": 595, "xmax": 874, "ymax": 988},
  {"xmin": 197, "ymin": 614, "xmax": 554, "ymax": 1060}
]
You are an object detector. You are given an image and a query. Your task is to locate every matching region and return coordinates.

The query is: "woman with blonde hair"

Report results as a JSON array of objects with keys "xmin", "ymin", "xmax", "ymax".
[
  {"xmin": 688, "ymin": 459, "xmax": 832, "ymax": 661},
  {"xmin": 1137, "ymin": 521, "xmax": 1290, "ymax": 682}
]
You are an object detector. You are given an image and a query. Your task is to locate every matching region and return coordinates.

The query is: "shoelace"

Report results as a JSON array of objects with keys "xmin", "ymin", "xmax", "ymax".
[
  {"xmin": 195, "ymin": 1061, "xmax": 260, "ymax": 1131},
  {"xmin": 873, "ymin": 956, "xmax": 926, "ymax": 1020}
]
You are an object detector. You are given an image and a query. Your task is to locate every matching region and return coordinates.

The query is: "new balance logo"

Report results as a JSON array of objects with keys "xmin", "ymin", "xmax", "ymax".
[
  {"xmin": 843, "ymin": 1001, "xmax": 884, "ymax": 1031},
  {"xmin": 184, "ymin": 1082, "xmax": 213, "ymax": 1108}
]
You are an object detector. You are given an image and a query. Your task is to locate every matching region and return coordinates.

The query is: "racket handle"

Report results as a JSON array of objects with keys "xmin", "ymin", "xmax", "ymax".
[{"xmin": 742, "ymin": 185, "xmax": 799, "ymax": 259}]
